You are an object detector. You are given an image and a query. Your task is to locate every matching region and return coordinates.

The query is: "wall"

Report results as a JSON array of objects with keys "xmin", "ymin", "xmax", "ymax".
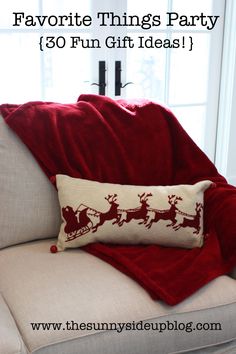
[
  {"xmin": 215, "ymin": 0, "xmax": 236, "ymax": 186},
  {"xmin": 226, "ymin": 63, "xmax": 236, "ymax": 186}
]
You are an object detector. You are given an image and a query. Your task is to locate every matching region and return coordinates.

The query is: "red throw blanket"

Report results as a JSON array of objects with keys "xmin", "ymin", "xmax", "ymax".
[{"xmin": 1, "ymin": 94, "xmax": 236, "ymax": 305}]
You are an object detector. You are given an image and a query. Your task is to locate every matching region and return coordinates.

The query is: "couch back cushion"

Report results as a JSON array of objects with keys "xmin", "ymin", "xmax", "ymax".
[{"xmin": 0, "ymin": 115, "xmax": 61, "ymax": 249}]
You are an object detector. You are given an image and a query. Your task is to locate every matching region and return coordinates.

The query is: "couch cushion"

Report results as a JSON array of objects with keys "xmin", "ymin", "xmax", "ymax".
[
  {"xmin": 0, "ymin": 115, "xmax": 61, "ymax": 249},
  {"xmin": 0, "ymin": 239, "xmax": 235, "ymax": 354},
  {"xmin": 0, "ymin": 293, "xmax": 28, "ymax": 354}
]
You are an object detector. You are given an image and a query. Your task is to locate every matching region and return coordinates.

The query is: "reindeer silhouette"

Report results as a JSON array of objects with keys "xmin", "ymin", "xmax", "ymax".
[
  {"xmin": 118, "ymin": 192, "xmax": 152, "ymax": 226},
  {"xmin": 146, "ymin": 195, "xmax": 182, "ymax": 229},
  {"xmin": 173, "ymin": 202, "xmax": 203, "ymax": 234},
  {"xmin": 92, "ymin": 194, "xmax": 120, "ymax": 233}
]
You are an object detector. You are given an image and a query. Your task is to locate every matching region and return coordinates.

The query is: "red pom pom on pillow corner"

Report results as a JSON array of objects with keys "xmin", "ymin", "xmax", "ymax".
[{"xmin": 50, "ymin": 244, "xmax": 58, "ymax": 253}]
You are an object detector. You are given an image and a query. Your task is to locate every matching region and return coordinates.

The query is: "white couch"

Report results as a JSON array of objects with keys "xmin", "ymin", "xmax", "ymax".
[{"xmin": 1, "ymin": 115, "xmax": 236, "ymax": 354}]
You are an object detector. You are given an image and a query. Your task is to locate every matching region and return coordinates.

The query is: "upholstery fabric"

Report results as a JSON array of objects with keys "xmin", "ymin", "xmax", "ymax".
[
  {"xmin": 1, "ymin": 95, "xmax": 236, "ymax": 305},
  {"xmin": 0, "ymin": 293, "xmax": 28, "ymax": 354},
  {"xmin": 33, "ymin": 336, "xmax": 236, "ymax": 354},
  {"xmin": 0, "ymin": 115, "xmax": 61, "ymax": 249},
  {"xmin": 0, "ymin": 240, "xmax": 235, "ymax": 354}
]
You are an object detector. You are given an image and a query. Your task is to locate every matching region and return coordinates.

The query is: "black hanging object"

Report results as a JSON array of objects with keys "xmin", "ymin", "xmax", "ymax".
[
  {"xmin": 115, "ymin": 61, "xmax": 133, "ymax": 96},
  {"xmin": 115, "ymin": 61, "xmax": 122, "ymax": 96},
  {"xmin": 91, "ymin": 61, "xmax": 106, "ymax": 95}
]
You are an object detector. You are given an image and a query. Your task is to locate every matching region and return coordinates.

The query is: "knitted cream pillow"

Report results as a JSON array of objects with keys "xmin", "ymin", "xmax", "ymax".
[{"xmin": 52, "ymin": 174, "xmax": 213, "ymax": 252}]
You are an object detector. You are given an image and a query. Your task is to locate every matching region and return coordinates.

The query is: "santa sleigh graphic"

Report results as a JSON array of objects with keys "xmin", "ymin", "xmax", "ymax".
[
  {"xmin": 62, "ymin": 204, "xmax": 99, "ymax": 242},
  {"xmin": 62, "ymin": 193, "xmax": 127, "ymax": 242}
]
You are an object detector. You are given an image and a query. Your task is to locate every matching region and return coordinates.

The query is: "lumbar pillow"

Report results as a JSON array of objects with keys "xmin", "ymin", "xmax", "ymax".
[
  {"xmin": 0, "ymin": 115, "xmax": 61, "ymax": 249},
  {"xmin": 52, "ymin": 174, "xmax": 213, "ymax": 252}
]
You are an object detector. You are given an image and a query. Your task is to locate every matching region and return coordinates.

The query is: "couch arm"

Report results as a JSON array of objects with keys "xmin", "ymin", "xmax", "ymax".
[{"xmin": 0, "ymin": 293, "xmax": 28, "ymax": 354}]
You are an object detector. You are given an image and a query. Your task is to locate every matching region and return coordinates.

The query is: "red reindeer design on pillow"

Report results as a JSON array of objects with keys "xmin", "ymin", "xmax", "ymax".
[{"xmin": 61, "ymin": 193, "xmax": 202, "ymax": 242}]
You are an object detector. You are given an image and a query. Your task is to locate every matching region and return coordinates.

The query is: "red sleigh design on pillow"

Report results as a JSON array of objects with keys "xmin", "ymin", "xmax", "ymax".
[{"xmin": 62, "ymin": 193, "xmax": 203, "ymax": 242}]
